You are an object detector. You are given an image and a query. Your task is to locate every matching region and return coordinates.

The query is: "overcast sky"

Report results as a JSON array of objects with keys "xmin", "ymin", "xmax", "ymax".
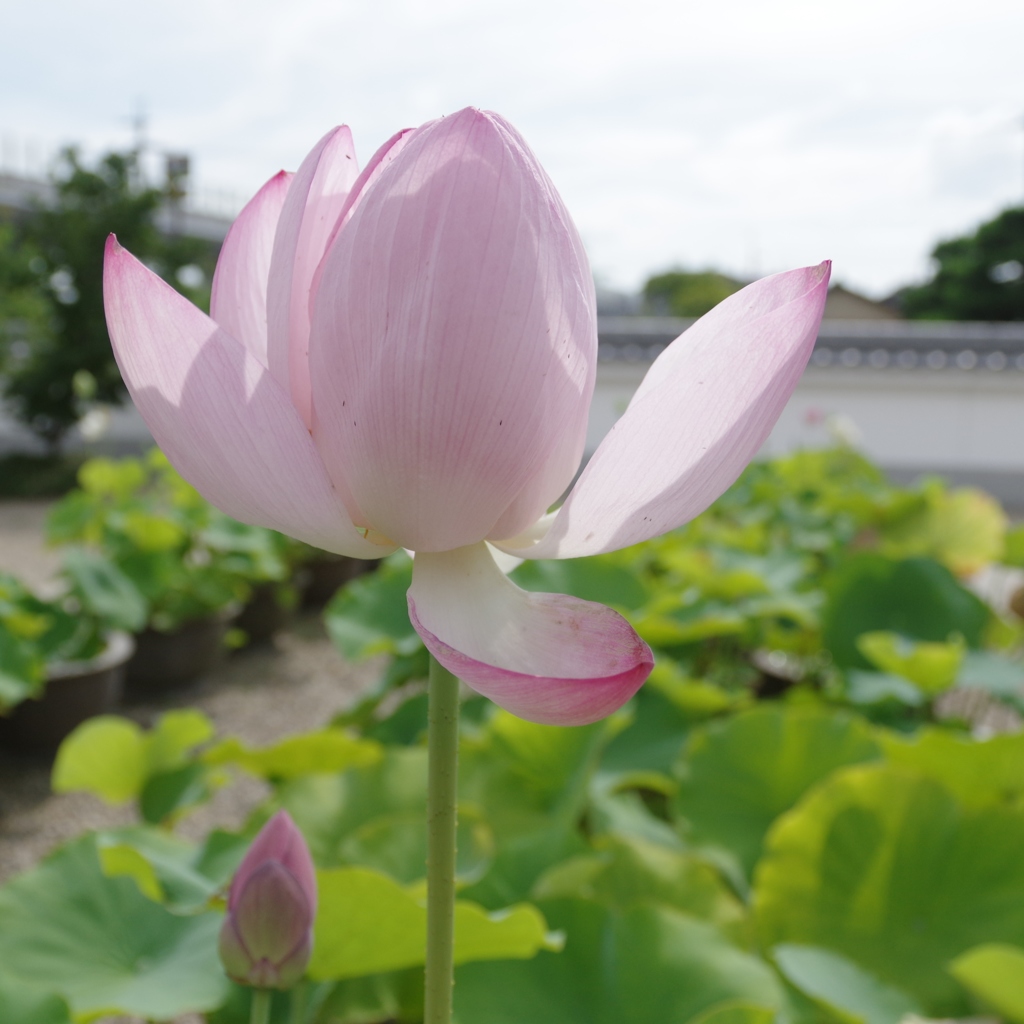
[{"xmin": 2, "ymin": 0, "xmax": 1022, "ymax": 297}]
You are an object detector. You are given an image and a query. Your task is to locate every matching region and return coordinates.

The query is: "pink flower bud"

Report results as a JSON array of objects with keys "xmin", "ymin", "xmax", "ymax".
[{"xmin": 219, "ymin": 810, "xmax": 317, "ymax": 990}]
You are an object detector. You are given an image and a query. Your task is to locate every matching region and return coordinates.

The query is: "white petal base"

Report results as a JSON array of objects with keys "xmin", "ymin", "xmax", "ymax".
[{"xmin": 408, "ymin": 543, "xmax": 653, "ymax": 726}]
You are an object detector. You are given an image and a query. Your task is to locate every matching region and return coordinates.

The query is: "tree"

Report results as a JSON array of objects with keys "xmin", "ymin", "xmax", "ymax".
[
  {"xmin": 642, "ymin": 269, "xmax": 744, "ymax": 318},
  {"xmin": 901, "ymin": 205, "xmax": 1024, "ymax": 321},
  {"xmin": 1, "ymin": 148, "xmax": 218, "ymax": 449},
  {"xmin": 0, "ymin": 222, "xmax": 54, "ymax": 377}
]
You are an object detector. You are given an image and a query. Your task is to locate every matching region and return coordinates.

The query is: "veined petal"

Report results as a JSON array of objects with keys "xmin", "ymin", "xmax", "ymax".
[
  {"xmin": 498, "ymin": 263, "xmax": 831, "ymax": 560},
  {"xmin": 308, "ymin": 126, "xmax": 418, "ymax": 306},
  {"xmin": 310, "ymin": 107, "xmax": 596, "ymax": 552},
  {"xmin": 231, "ymin": 810, "xmax": 317, "ymax": 916},
  {"xmin": 104, "ymin": 237, "xmax": 392, "ymax": 559},
  {"xmin": 407, "ymin": 543, "xmax": 652, "ymax": 727},
  {"xmin": 267, "ymin": 126, "xmax": 360, "ymax": 427},
  {"xmin": 210, "ymin": 170, "xmax": 293, "ymax": 368}
]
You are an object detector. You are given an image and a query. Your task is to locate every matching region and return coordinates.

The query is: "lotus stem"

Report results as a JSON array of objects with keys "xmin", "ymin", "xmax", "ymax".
[
  {"xmin": 425, "ymin": 654, "xmax": 460, "ymax": 1024},
  {"xmin": 250, "ymin": 988, "xmax": 272, "ymax": 1024}
]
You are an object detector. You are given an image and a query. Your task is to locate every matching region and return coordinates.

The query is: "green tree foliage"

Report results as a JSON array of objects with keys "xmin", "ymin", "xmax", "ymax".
[
  {"xmin": 1, "ymin": 148, "xmax": 218, "ymax": 448},
  {"xmin": 642, "ymin": 270, "xmax": 744, "ymax": 317},
  {"xmin": 901, "ymin": 205, "xmax": 1024, "ymax": 321},
  {"xmin": 0, "ymin": 223, "xmax": 53, "ymax": 364}
]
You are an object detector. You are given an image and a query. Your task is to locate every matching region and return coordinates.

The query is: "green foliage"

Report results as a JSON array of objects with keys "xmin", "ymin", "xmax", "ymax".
[
  {"xmin": 0, "ymin": 836, "xmax": 228, "ymax": 1019},
  {"xmin": 454, "ymin": 900, "xmax": 783, "ymax": 1024},
  {"xmin": 949, "ymin": 943, "xmax": 1024, "ymax": 1023},
  {"xmin": 0, "ymin": 570, "xmax": 107, "ymax": 710},
  {"xmin": 309, "ymin": 867, "xmax": 560, "ymax": 980},
  {"xmin": 1, "ymin": 147, "xmax": 219, "ymax": 446},
  {"xmin": 4, "ymin": 445, "xmax": 1024, "ymax": 1021},
  {"xmin": 901, "ymin": 204, "xmax": 1024, "ymax": 320},
  {"xmin": 48, "ymin": 450, "xmax": 297, "ymax": 631},
  {"xmin": 673, "ymin": 706, "xmax": 881, "ymax": 879},
  {"xmin": 52, "ymin": 709, "xmax": 215, "ymax": 822},
  {"xmin": 772, "ymin": 945, "xmax": 922, "ymax": 1024},
  {"xmin": 755, "ymin": 764, "xmax": 1024, "ymax": 1014},
  {"xmin": 642, "ymin": 269, "xmax": 744, "ymax": 317},
  {"xmin": 0, "ymin": 980, "xmax": 71, "ymax": 1024},
  {"xmin": 822, "ymin": 554, "xmax": 990, "ymax": 671}
]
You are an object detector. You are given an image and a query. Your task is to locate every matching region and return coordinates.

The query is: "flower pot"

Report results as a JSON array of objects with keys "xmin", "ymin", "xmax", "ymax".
[
  {"xmin": 124, "ymin": 611, "xmax": 232, "ymax": 698},
  {"xmin": 0, "ymin": 631, "xmax": 134, "ymax": 754},
  {"xmin": 300, "ymin": 554, "xmax": 375, "ymax": 609},
  {"xmin": 1011, "ymin": 586, "xmax": 1024, "ymax": 623},
  {"xmin": 233, "ymin": 583, "xmax": 293, "ymax": 647}
]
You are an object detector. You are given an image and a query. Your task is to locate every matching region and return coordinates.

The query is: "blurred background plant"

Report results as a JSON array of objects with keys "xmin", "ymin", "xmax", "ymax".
[{"xmin": 0, "ymin": 147, "xmax": 217, "ymax": 455}]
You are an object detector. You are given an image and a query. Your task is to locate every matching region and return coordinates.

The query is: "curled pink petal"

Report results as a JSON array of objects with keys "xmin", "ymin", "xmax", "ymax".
[
  {"xmin": 210, "ymin": 170, "xmax": 293, "ymax": 368},
  {"xmin": 104, "ymin": 237, "xmax": 392, "ymax": 559},
  {"xmin": 407, "ymin": 543, "xmax": 653, "ymax": 726},
  {"xmin": 267, "ymin": 126, "xmax": 360, "ymax": 428},
  {"xmin": 497, "ymin": 263, "xmax": 831, "ymax": 560},
  {"xmin": 310, "ymin": 107, "xmax": 596, "ymax": 552}
]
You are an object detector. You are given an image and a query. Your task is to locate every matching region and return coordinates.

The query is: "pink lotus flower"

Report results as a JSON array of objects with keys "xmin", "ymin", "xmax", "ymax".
[
  {"xmin": 219, "ymin": 810, "xmax": 317, "ymax": 990},
  {"xmin": 104, "ymin": 107, "xmax": 829, "ymax": 727}
]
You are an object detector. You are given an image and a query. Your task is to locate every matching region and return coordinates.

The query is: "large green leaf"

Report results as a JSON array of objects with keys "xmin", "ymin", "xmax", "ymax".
[
  {"xmin": 203, "ymin": 728, "xmax": 382, "ymax": 780},
  {"xmin": 510, "ymin": 555, "xmax": 649, "ymax": 610},
  {"xmin": 52, "ymin": 709, "xmax": 213, "ymax": 805},
  {"xmin": 96, "ymin": 826, "xmax": 248, "ymax": 912},
  {"xmin": 453, "ymin": 899, "xmax": 784, "ymax": 1024},
  {"xmin": 60, "ymin": 545, "xmax": 148, "ymax": 631},
  {"xmin": 279, "ymin": 747, "xmax": 491, "ymax": 883},
  {"xmin": 773, "ymin": 944, "xmax": 922, "ymax": 1024},
  {"xmin": 461, "ymin": 711, "xmax": 614, "ymax": 843},
  {"xmin": 0, "ymin": 976, "xmax": 71, "ymax": 1024},
  {"xmin": 532, "ymin": 834, "xmax": 748, "ymax": 942},
  {"xmin": 0, "ymin": 836, "xmax": 228, "ymax": 1019},
  {"xmin": 879, "ymin": 728, "xmax": 1024, "ymax": 809},
  {"xmin": 822, "ymin": 555, "xmax": 990, "ymax": 670},
  {"xmin": 308, "ymin": 866, "xmax": 559, "ymax": 981},
  {"xmin": 755, "ymin": 764, "xmax": 1024, "ymax": 1014},
  {"xmin": 948, "ymin": 943, "xmax": 1024, "ymax": 1023},
  {"xmin": 673, "ymin": 705, "xmax": 881, "ymax": 877}
]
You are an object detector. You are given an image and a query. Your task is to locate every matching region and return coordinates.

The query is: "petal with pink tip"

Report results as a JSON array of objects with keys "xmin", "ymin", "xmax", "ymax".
[
  {"xmin": 210, "ymin": 170, "xmax": 293, "ymax": 368},
  {"xmin": 231, "ymin": 810, "xmax": 318, "ymax": 916},
  {"xmin": 498, "ymin": 263, "xmax": 831, "ymax": 560},
  {"xmin": 407, "ymin": 543, "xmax": 653, "ymax": 727},
  {"xmin": 104, "ymin": 237, "xmax": 391, "ymax": 559},
  {"xmin": 267, "ymin": 126, "xmax": 360, "ymax": 427},
  {"xmin": 310, "ymin": 108, "xmax": 596, "ymax": 552}
]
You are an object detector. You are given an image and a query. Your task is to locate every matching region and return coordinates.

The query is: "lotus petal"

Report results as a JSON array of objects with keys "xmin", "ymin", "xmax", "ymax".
[
  {"xmin": 104, "ymin": 237, "xmax": 390, "ymax": 558},
  {"xmin": 498, "ymin": 263, "xmax": 831, "ymax": 559},
  {"xmin": 407, "ymin": 543, "xmax": 652, "ymax": 726},
  {"xmin": 210, "ymin": 170, "xmax": 292, "ymax": 367},
  {"xmin": 310, "ymin": 107, "xmax": 596, "ymax": 552},
  {"xmin": 267, "ymin": 126, "xmax": 360, "ymax": 427}
]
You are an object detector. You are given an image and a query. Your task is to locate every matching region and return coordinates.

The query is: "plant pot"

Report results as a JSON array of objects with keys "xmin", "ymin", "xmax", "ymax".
[
  {"xmin": 234, "ymin": 583, "xmax": 293, "ymax": 647},
  {"xmin": 0, "ymin": 631, "xmax": 134, "ymax": 754},
  {"xmin": 1011, "ymin": 586, "xmax": 1024, "ymax": 623},
  {"xmin": 124, "ymin": 611, "xmax": 232, "ymax": 698},
  {"xmin": 300, "ymin": 554, "xmax": 375, "ymax": 609}
]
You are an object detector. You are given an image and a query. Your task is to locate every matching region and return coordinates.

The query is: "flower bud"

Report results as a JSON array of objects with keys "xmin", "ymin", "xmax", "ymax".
[{"xmin": 219, "ymin": 810, "xmax": 317, "ymax": 990}]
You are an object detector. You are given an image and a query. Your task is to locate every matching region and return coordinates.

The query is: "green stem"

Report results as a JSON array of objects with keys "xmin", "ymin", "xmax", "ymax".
[
  {"xmin": 425, "ymin": 655, "xmax": 460, "ymax": 1024},
  {"xmin": 250, "ymin": 988, "xmax": 272, "ymax": 1024},
  {"xmin": 289, "ymin": 981, "xmax": 307, "ymax": 1024}
]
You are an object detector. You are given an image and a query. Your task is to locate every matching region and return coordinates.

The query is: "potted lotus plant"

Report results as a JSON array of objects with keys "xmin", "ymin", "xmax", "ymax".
[
  {"xmin": 46, "ymin": 451, "xmax": 259, "ymax": 694},
  {"xmin": 0, "ymin": 571, "xmax": 133, "ymax": 752}
]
